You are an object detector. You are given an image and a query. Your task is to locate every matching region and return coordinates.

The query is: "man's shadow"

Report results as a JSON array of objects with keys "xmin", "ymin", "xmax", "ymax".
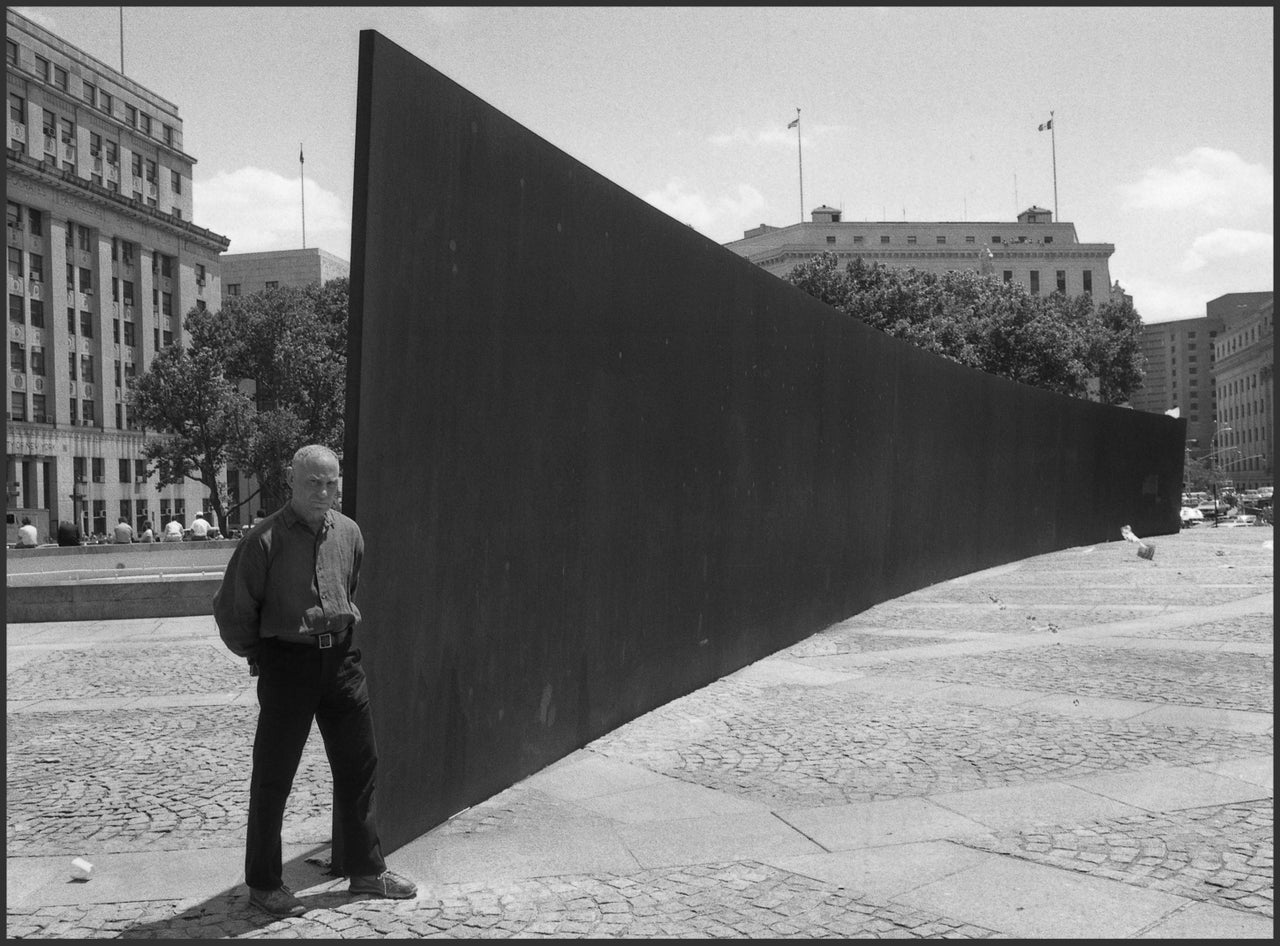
[{"xmin": 116, "ymin": 846, "xmax": 355, "ymax": 938}]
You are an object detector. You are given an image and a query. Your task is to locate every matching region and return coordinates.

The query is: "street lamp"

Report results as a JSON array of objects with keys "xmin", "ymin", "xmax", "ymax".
[{"xmin": 1209, "ymin": 423, "xmax": 1232, "ymax": 528}]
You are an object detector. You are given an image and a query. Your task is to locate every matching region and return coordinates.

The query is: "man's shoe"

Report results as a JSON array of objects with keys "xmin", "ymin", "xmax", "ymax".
[
  {"xmin": 348, "ymin": 869, "xmax": 417, "ymax": 899},
  {"xmin": 248, "ymin": 884, "xmax": 306, "ymax": 917}
]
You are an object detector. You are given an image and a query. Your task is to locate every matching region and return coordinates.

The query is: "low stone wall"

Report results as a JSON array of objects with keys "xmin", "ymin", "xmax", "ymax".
[{"xmin": 6, "ymin": 541, "xmax": 234, "ymax": 623}]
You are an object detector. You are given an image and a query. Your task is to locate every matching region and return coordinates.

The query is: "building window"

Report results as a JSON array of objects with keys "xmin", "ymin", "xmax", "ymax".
[
  {"xmin": 825, "ymin": 235, "xmax": 836, "ymax": 244},
  {"xmin": 32, "ymin": 393, "xmax": 46, "ymax": 422},
  {"xmin": 906, "ymin": 235, "xmax": 917, "ymax": 244},
  {"xmin": 54, "ymin": 66, "xmax": 68, "ymax": 90},
  {"xmin": 89, "ymin": 131, "xmax": 101, "ymax": 156},
  {"xmin": 68, "ymin": 351, "xmax": 77, "ymax": 379},
  {"xmin": 119, "ymin": 458, "xmax": 131, "ymax": 483},
  {"xmin": 123, "ymin": 321, "xmax": 135, "ymax": 347},
  {"xmin": 226, "ymin": 283, "xmax": 240, "ymax": 296},
  {"xmin": 29, "ymin": 208, "xmax": 41, "ymax": 236},
  {"xmin": 936, "ymin": 235, "xmax": 946, "ymax": 244},
  {"xmin": 160, "ymin": 254, "xmax": 172, "ymax": 278},
  {"xmin": 1043, "ymin": 236, "xmax": 1053, "ymax": 244},
  {"xmin": 35, "ymin": 55, "xmax": 49, "ymax": 81},
  {"xmin": 852, "ymin": 235, "xmax": 864, "ymax": 244},
  {"xmin": 171, "ymin": 169, "xmax": 182, "ymax": 194},
  {"xmin": 30, "ymin": 299, "xmax": 43, "ymax": 327},
  {"xmin": 80, "ymin": 267, "xmax": 92, "ymax": 292},
  {"xmin": 991, "ymin": 235, "xmax": 1002, "ymax": 243},
  {"xmin": 265, "ymin": 281, "xmax": 278, "ymax": 289},
  {"xmin": 67, "ymin": 306, "xmax": 75, "ymax": 333},
  {"xmin": 1056, "ymin": 270, "xmax": 1066, "ymax": 294},
  {"xmin": 123, "ymin": 280, "xmax": 135, "ymax": 305},
  {"xmin": 82, "ymin": 81, "xmax": 96, "ymax": 106},
  {"xmin": 83, "ymin": 401, "xmax": 96, "ymax": 425},
  {"xmin": 140, "ymin": 113, "xmax": 152, "ymax": 135},
  {"xmin": 10, "ymin": 391, "xmax": 26, "ymax": 421},
  {"xmin": 114, "ymin": 358, "xmax": 121, "ymax": 385},
  {"xmin": 162, "ymin": 291, "xmax": 172, "ymax": 316},
  {"xmin": 126, "ymin": 104, "xmax": 137, "ymax": 127},
  {"xmin": 10, "ymin": 340, "xmax": 26, "ymax": 371},
  {"xmin": 1083, "ymin": 270, "xmax": 1092, "ymax": 295},
  {"xmin": 99, "ymin": 90, "xmax": 112, "ymax": 115},
  {"xmin": 8, "ymin": 92, "xmax": 24, "ymax": 123},
  {"xmin": 164, "ymin": 124, "xmax": 174, "ymax": 147},
  {"xmin": 1029, "ymin": 270, "xmax": 1040, "ymax": 294},
  {"xmin": 4, "ymin": 39, "xmax": 15, "ymax": 65},
  {"xmin": 8, "ymin": 293, "xmax": 22, "ymax": 324},
  {"xmin": 31, "ymin": 346, "xmax": 44, "ymax": 375},
  {"xmin": 145, "ymin": 159, "xmax": 157, "ymax": 184},
  {"xmin": 1003, "ymin": 270, "xmax": 1013, "ymax": 284},
  {"xmin": 879, "ymin": 236, "xmax": 890, "ymax": 245},
  {"xmin": 196, "ymin": 299, "xmax": 207, "ymax": 312},
  {"xmin": 81, "ymin": 354, "xmax": 95, "ymax": 383},
  {"xmin": 965, "ymin": 236, "xmax": 975, "ymax": 244},
  {"xmin": 29, "ymin": 252, "xmax": 43, "ymax": 283},
  {"xmin": 7, "ymin": 246, "xmax": 20, "ymax": 279},
  {"xmin": 80, "ymin": 311, "xmax": 94, "ymax": 338},
  {"xmin": 131, "ymin": 153, "xmax": 143, "ymax": 178},
  {"xmin": 78, "ymin": 225, "xmax": 91, "ymax": 251}
]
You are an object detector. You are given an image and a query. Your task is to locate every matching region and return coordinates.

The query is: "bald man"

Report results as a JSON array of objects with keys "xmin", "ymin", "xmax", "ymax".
[{"xmin": 217, "ymin": 444, "xmax": 415, "ymax": 916}]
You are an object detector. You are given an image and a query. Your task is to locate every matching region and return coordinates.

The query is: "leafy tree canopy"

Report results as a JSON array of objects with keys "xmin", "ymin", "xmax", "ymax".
[
  {"xmin": 785, "ymin": 253, "xmax": 1145, "ymax": 404},
  {"xmin": 130, "ymin": 278, "xmax": 349, "ymax": 523}
]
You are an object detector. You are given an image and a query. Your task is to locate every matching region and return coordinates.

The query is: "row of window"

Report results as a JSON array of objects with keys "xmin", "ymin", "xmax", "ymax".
[
  {"xmin": 7, "ymin": 37, "xmax": 178, "ymax": 148},
  {"xmin": 824, "ymin": 234, "xmax": 1056, "ymax": 247},
  {"xmin": 9, "ymin": 389, "xmax": 141, "ymax": 430},
  {"xmin": 998, "ymin": 268, "xmax": 1093, "ymax": 296}
]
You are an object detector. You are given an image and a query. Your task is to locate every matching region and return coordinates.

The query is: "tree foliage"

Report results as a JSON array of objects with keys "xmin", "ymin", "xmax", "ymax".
[
  {"xmin": 785, "ymin": 253, "xmax": 1145, "ymax": 403},
  {"xmin": 130, "ymin": 278, "xmax": 349, "ymax": 522}
]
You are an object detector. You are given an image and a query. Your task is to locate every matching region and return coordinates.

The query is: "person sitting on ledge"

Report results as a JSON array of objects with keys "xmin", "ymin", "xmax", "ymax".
[
  {"xmin": 190, "ymin": 513, "xmax": 210, "ymax": 541},
  {"xmin": 113, "ymin": 516, "xmax": 135, "ymax": 544},
  {"xmin": 56, "ymin": 520, "xmax": 82, "ymax": 547},
  {"xmin": 162, "ymin": 518, "xmax": 184, "ymax": 542},
  {"xmin": 15, "ymin": 517, "xmax": 39, "ymax": 548}
]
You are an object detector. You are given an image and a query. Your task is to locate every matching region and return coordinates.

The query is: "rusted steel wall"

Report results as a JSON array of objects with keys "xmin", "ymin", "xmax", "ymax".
[{"xmin": 345, "ymin": 30, "xmax": 1185, "ymax": 850}]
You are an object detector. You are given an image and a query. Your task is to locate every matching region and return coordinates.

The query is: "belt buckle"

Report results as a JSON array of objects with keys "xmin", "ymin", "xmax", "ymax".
[{"xmin": 316, "ymin": 632, "xmax": 334, "ymax": 649}]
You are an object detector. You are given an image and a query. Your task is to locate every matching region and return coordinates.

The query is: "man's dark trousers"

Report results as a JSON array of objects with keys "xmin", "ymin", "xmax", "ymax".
[{"xmin": 245, "ymin": 636, "xmax": 386, "ymax": 889}]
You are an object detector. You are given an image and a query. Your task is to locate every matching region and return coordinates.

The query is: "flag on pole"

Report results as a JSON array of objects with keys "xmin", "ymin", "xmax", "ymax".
[
  {"xmin": 299, "ymin": 145, "xmax": 304, "ymax": 164},
  {"xmin": 1038, "ymin": 118, "xmax": 1053, "ymax": 132},
  {"xmin": 787, "ymin": 116, "xmax": 799, "ymax": 129}
]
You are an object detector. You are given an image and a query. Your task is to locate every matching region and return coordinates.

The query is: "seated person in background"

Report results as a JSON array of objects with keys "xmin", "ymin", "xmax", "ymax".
[
  {"xmin": 56, "ymin": 520, "xmax": 83, "ymax": 547},
  {"xmin": 113, "ymin": 516, "xmax": 135, "ymax": 544},
  {"xmin": 139, "ymin": 520, "xmax": 156, "ymax": 543},
  {"xmin": 16, "ymin": 517, "xmax": 39, "ymax": 547},
  {"xmin": 162, "ymin": 518, "xmax": 185, "ymax": 542},
  {"xmin": 190, "ymin": 513, "xmax": 211, "ymax": 541}
]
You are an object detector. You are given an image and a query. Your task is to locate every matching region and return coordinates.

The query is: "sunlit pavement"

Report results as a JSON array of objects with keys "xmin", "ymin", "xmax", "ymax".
[{"xmin": 6, "ymin": 527, "xmax": 1273, "ymax": 938}]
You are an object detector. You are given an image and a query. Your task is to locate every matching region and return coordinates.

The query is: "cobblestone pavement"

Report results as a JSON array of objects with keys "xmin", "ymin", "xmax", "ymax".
[
  {"xmin": 6, "ymin": 529, "xmax": 1273, "ymax": 938},
  {"xmin": 963, "ymin": 799, "xmax": 1273, "ymax": 916}
]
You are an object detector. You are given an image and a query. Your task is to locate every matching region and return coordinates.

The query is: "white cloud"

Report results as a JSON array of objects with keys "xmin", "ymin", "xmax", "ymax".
[
  {"xmin": 195, "ymin": 167, "xmax": 348, "ymax": 255},
  {"xmin": 642, "ymin": 179, "xmax": 766, "ymax": 241},
  {"xmin": 1181, "ymin": 228, "xmax": 1274, "ymax": 272},
  {"xmin": 1120, "ymin": 147, "xmax": 1273, "ymax": 218}
]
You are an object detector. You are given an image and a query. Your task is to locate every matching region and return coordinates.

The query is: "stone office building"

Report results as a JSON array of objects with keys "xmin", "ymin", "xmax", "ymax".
[
  {"xmin": 6, "ymin": 8, "xmax": 230, "ymax": 539},
  {"xmin": 724, "ymin": 205, "xmax": 1116, "ymax": 304}
]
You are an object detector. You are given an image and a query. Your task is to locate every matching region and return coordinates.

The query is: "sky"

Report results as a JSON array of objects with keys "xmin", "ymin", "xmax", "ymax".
[{"xmin": 15, "ymin": 5, "xmax": 1274, "ymax": 324}]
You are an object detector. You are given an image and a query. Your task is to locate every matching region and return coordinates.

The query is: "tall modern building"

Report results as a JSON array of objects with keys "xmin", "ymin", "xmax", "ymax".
[
  {"xmin": 6, "ymin": 8, "xmax": 230, "ymax": 539},
  {"xmin": 1211, "ymin": 295, "xmax": 1272, "ymax": 490},
  {"xmin": 725, "ymin": 205, "xmax": 1115, "ymax": 303},
  {"xmin": 1129, "ymin": 292, "xmax": 1273, "ymax": 490},
  {"xmin": 220, "ymin": 247, "xmax": 349, "ymax": 297}
]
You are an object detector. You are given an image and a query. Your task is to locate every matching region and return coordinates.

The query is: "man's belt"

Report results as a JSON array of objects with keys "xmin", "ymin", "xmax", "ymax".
[{"xmin": 313, "ymin": 626, "xmax": 351, "ymax": 649}]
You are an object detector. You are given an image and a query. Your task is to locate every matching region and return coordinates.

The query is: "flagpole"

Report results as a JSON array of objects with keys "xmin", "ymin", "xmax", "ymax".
[
  {"xmin": 1049, "ymin": 110, "xmax": 1058, "ymax": 221},
  {"xmin": 794, "ymin": 108, "xmax": 803, "ymax": 224},
  {"xmin": 299, "ymin": 143, "xmax": 306, "ymax": 249},
  {"xmin": 119, "ymin": 7, "xmax": 124, "ymax": 73}
]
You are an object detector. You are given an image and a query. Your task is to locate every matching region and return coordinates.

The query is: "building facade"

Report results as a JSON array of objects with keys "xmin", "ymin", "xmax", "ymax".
[
  {"xmin": 1211, "ymin": 296, "xmax": 1272, "ymax": 490},
  {"xmin": 724, "ymin": 205, "xmax": 1115, "ymax": 303},
  {"xmin": 6, "ymin": 8, "xmax": 230, "ymax": 540},
  {"xmin": 1129, "ymin": 317, "xmax": 1221, "ymax": 455},
  {"xmin": 220, "ymin": 247, "xmax": 349, "ymax": 297}
]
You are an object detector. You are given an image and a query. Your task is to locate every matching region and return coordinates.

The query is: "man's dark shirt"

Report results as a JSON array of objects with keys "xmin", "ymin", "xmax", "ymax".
[{"xmin": 220, "ymin": 504, "xmax": 363, "ymax": 658}]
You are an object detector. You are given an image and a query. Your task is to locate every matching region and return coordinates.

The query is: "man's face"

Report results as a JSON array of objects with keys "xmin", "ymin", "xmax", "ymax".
[{"xmin": 288, "ymin": 453, "xmax": 341, "ymax": 526}]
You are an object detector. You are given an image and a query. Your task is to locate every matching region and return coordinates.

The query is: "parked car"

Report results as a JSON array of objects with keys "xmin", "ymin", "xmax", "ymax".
[{"xmin": 1179, "ymin": 506, "xmax": 1204, "ymax": 527}]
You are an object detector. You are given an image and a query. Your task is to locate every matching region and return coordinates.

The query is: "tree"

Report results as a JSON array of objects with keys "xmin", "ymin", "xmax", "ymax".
[
  {"xmin": 785, "ymin": 253, "xmax": 1146, "ymax": 403},
  {"xmin": 128, "ymin": 343, "xmax": 253, "ymax": 531},
  {"xmin": 131, "ymin": 278, "xmax": 349, "ymax": 524}
]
